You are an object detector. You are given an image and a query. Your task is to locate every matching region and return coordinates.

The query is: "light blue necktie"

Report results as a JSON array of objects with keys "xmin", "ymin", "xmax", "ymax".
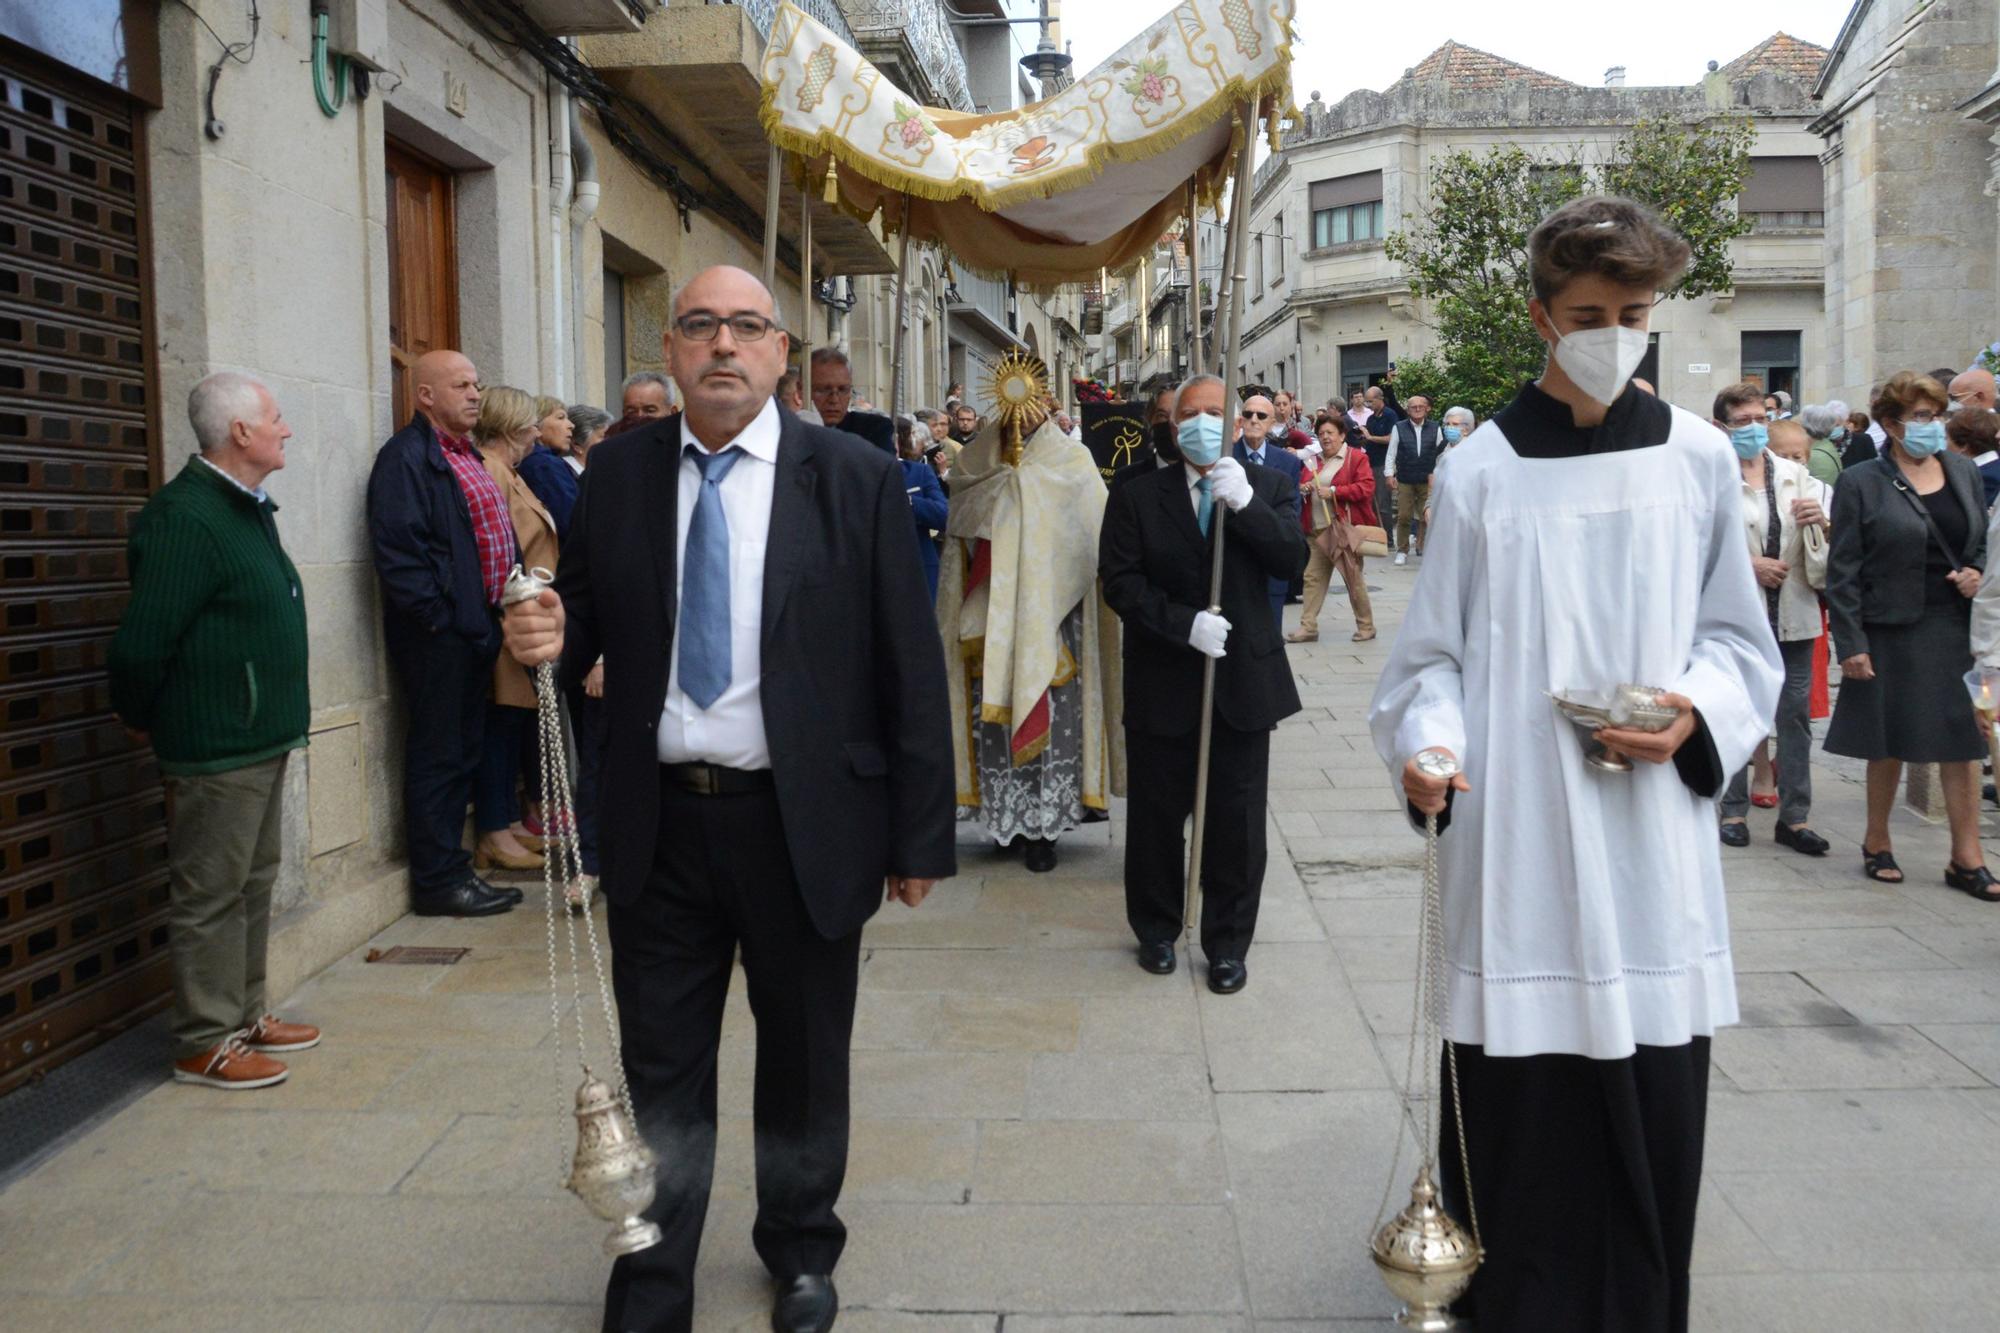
[
  {"xmin": 1196, "ymin": 475, "xmax": 1213, "ymax": 538},
  {"xmin": 678, "ymin": 445, "xmax": 744, "ymax": 710}
]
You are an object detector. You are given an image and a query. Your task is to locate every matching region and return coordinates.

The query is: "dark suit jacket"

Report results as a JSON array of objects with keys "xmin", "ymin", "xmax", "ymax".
[
  {"xmin": 1099, "ymin": 460, "xmax": 1306, "ymax": 738},
  {"xmin": 829, "ymin": 410, "xmax": 896, "ymax": 455},
  {"xmin": 366, "ymin": 412, "xmax": 501, "ymax": 642},
  {"xmin": 1826, "ymin": 451, "xmax": 1989, "ymax": 660},
  {"xmin": 1979, "ymin": 456, "xmax": 2000, "ymax": 510},
  {"xmin": 1232, "ymin": 439, "xmax": 1303, "ymax": 600},
  {"xmin": 553, "ymin": 408, "xmax": 957, "ymax": 938}
]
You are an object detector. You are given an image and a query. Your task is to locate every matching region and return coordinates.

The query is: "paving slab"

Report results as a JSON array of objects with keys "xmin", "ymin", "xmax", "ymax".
[
  {"xmin": 972, "ymin": 1120, "xmax": 1227, "ymax": 1204},
  {"xmin": 1710, "ymin": 1024, "xmax": 1985, "ymax": 1090}
]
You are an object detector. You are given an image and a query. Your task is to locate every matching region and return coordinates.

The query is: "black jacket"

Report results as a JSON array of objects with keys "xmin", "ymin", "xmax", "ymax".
[
  {"xmin": 1827, "ymin": 452, "xmax": 1988, "ymax": 659},
  {"xmin": 1098, "ymin": 460, "xmax": 1307, "ymax": 737},
  {"xmin": 553, "ymin": 408, "xmax": 957, "ymax": 938},
  {"xmin": 366, "ymin": 412, "xmax": 502, "ymax": 641}
]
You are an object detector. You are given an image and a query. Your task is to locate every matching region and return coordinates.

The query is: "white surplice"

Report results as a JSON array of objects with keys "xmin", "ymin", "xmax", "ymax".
[{"xmin": 1368, "ymin": 406, "xmax": 1783, "ymax": 1060}]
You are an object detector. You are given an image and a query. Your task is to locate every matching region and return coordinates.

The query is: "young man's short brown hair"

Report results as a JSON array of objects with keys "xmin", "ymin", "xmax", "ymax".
[
  {"xmin": 1528, "ymin": 196, "xmax": 1693, "ymax": 304},
  {"xmin": 1712, "ymin": 381, "xmax": 1766, "ymax": 424}
]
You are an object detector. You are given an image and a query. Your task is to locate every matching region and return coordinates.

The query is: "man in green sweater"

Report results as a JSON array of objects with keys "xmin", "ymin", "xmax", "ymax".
[{"xmin": 109, "ymin": 371, "xmax": 321, "ymax": 1091}]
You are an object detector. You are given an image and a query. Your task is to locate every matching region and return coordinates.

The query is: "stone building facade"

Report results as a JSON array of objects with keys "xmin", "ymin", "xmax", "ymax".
[
  {"xmin": 1814, "ymin": 0, "xmax": 2000, "ymax": 406},
  {"xmin": 0, "ymin": 0, "xmax": 1079, "ymax": 1088},
  {"xmin": 1221, "ymin": 35, "xmax": 1831, "ymax": 418}
]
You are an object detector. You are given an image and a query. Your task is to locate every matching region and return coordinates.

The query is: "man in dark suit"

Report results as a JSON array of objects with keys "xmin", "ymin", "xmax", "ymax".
[
  {"xmin": 810, "ymin": 345, "xmax": 895, "ymax": 454},
  {"xmin": 1232, "ymin": 393, "xmax": 1304, "ymax": 633},
  {"xmin": 1099, "ymin": 374, "xmax": 1306, "ymax": 995},
  {"xmin": 502, "ymin": 265, "xmax": 956, "ymax": 1333},
  {"xmin": 366, "ymin": 350, "xmax": 519, "ymax": 918}
]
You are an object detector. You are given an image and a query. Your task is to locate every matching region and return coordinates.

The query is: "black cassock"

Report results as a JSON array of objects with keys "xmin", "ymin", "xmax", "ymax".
[{"xmin": 1428, "ymin": 383, "xmax": 1725, "ymax": 1333}]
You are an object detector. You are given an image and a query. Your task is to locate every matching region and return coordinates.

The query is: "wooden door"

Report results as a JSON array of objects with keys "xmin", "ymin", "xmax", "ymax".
[{"xmin": 385, "ymin": 143, "xmax": 458, "ymax": 426}]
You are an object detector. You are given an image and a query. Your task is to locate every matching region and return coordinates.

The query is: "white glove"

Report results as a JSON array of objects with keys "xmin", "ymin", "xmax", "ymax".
[
  {"xmin": 1189, "ymin": 610, "xmax": 1231, "ymax": 659},
  {"xmin": 1207, "ymin": 456, "xmax": 1253, "ymax": 512}
]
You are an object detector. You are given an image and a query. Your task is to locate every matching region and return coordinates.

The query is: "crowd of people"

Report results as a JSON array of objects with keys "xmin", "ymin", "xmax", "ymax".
[{"xmin": 105, "ymin": 188, "xmax": 2000, "ymax": 1333}]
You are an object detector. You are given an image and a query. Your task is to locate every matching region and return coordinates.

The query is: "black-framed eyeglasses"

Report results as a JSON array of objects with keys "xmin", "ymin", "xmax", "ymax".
[
  {"xmin": 675, "ymin": 313, "xmax": 777, "ymax": 342},
  {"xmin": 1242, "ymin": 410, "xmax": 1271, "ymax": 420}
]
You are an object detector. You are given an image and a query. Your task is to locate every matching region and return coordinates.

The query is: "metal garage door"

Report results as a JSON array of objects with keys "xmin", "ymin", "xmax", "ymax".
[{"xmin": 0, "ymin": 51, "xmax": 168, "ymax": 1094}]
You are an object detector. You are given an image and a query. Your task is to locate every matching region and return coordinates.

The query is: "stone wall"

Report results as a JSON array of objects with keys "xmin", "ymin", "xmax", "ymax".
[{"xmin": 1818, "ymin": 0, "xmax": 2000, "ymax": 404}]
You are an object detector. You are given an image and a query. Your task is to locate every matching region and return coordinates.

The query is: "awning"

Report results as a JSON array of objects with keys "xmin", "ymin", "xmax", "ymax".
[{"xmin": 757, "ymin": 0, "xmax": 1294, "ymax": 288}]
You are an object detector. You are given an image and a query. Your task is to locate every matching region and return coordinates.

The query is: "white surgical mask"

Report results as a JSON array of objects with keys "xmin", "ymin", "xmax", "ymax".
[{"xmin": 1548, "ymin": 323, "xmax": 1650, "ymax": 406}]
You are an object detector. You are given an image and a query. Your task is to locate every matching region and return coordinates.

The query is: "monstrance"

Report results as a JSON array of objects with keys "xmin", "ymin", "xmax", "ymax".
[
  {"xmin": 985, "ymin": 348, "xmax": 1049, "ymax": 468},
  {"xmin": 502, "ymin": 565, "xmax": 663, "ymax": 1257},
  {"xmin": 1369, "ymin": 749, "xmax": 1481, "ymax": 1329}
]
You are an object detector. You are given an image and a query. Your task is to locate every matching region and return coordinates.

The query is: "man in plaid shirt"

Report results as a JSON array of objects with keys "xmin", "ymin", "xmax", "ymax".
[{"xmin": 367, "ymin": 350, "xmax": 520, "ymax": 918}]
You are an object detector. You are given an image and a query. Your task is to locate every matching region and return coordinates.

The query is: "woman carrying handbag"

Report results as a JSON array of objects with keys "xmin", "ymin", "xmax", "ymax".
[{"xmin": 1289, "ymin": 412, "xmax": 1382, "ymax": 643}]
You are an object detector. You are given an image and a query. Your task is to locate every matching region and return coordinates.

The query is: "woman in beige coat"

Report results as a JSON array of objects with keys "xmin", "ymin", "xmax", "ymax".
[{"xmin": 470, "ymin": 387, "xmax": 558, "ymax": 871}]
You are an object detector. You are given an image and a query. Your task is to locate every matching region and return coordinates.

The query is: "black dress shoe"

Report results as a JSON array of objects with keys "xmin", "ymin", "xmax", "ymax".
[
  {"xmin": 1207, "ymin": 958, "xmax": 1247, "ymax": 994},
  {"xmin": 772, "ymin": 1275, "xmax": 837, "ymax": 1333},
  {"xmin": 1719, "ymin": 821, "xmax": 1750, "ymax": 848},
  {"xmin": 1774, "ymin": 823, "xmax": 1829, "ymax": 856},
  {"xmin": 1137, "ymin": 941, "xmax": 1177, "ymax": 975},
  {"xmin": 412, "ymin": 879, "xmax": 514, "ymax": 917},
  {"xmin": 472, "ymin": 873, "xmax": 526, "ymax": 905},
  {"xmin": 1023, "ymin": 838, "xmax": 1058, "ymax": 873}
]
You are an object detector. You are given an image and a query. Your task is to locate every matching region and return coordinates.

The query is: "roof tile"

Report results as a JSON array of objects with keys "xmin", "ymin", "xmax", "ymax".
[
  {"xmin": 1396, "ymin": 41, "xmax": 1576, "ymax": 92},
  {"xmin": 1716, "ymin": 31, "xmax": 1830, "ymax": 85}
]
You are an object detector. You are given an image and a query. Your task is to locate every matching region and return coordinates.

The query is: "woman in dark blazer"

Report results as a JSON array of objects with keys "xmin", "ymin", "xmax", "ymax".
[{"xmin": 1825, "ymin": 371, "xmax": 1994, "ymax": 898}]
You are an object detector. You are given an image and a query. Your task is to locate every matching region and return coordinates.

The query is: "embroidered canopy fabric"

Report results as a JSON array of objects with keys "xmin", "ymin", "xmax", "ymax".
[{"xmin": 757, "ymin": 0, "xmax": 1294, "ymax": 287}]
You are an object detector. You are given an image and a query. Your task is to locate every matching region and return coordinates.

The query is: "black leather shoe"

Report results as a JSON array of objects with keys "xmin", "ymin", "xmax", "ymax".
[
  {"xmin": 1207, "ymin": 958, "xmax": 1248, "ymax": 994},
  {"xmin": 772, "ymin": 1275, "xmax": 837, "ymax": 1333},
  {"xmin": 1719, "ymin": 821, "xmax": 1750, "ymax": 848},
  {"xmin": 1137, "ymin": 941, "xmax": 1177, "ymax": 975},
  {"xmin": 1023, "ymin": 838, "xmax": 1058, "ymax": 873},
  {"xmin": 412, "ymin": 879, "xmax": 514, "ymax": 917},
  {"xmin": 1775, "ymin": 823, "xmax": 1830, "ymax": 856},
  {"xmin": 473, "ymin": 873, "xmax": 526, "ymax": 905}
]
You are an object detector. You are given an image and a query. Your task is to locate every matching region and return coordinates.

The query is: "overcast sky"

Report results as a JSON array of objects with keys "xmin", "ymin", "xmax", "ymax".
[{"xmin": 1043, "ymin": 0, "xmax": 1850, "ymax": 104}]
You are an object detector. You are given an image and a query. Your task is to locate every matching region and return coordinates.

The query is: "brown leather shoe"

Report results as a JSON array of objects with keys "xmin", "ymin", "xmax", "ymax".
[
  {"xmin": 245, "ymin": 1013, "xmax": 321, "ymax": 1053},
  {"xmin": 172, "ymin": 1034, "xmax": 288, "ymax": 1090},
  {"xmin": 1285, "ymin": 629, "xmax": 1318, "ymax": 643}
]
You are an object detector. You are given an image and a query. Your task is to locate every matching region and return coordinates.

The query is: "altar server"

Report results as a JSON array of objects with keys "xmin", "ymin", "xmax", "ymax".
[{"xmin": 1369, "ymin": 197, "xmax": 1782, "ymax": 1333}]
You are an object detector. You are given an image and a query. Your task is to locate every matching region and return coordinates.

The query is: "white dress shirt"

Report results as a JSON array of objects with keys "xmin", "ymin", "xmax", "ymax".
[{"xmin": 657, "ymin": 398, "xmax": 780, "ymax": 770}]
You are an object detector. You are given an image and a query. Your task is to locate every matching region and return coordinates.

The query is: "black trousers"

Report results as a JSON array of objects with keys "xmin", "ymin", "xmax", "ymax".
[
  {"xmin": 1123, "ymin": 724, "xmax": 1270, "ymax": 960},
  {"xmin": 386, "ymin": 620, "xmax": 495, "ymax": 892},
  {"xmin": 602, "ymin": 782, "xmax": 862, "ymax": 1333},
  {"xmin": 1437, "ymin": 1039, "xmax": 1711, "ymax": 1333}
]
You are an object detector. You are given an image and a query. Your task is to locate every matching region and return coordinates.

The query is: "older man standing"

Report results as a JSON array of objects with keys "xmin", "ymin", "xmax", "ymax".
[
  {"xmin": 623, "ymin": 370, "xmax": 678, "ymax": 421},
  {"xmin": 809, "ymin": 346, "xmax": 895, "ymax": 453},
  {"xmin": 1100, "ymin": 374, "xmax": 1306, "ymax": 994},
  {"xmin": 503, "ymin": 265, "xmax": 954, "ymax": 1333},
  {"xmin": 367, "ymin": 351, "xmax": 517, "ymax": 919},
  {"xmin": 110, "ymin": 372, "xmax": 320, "ymax": 1089},
  {"xmin": 1232, "ymin": 393, "xmax": 1304, "ymax": 633}
]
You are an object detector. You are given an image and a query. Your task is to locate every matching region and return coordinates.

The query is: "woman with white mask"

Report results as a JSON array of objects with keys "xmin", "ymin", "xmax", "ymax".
[
  {"xmin": 1370, "ymin": 196, "xmax": 1781, "ymax": 1333},
  {"xmin": 1824, "ymin": 370, "xmax": 1992, "ymax": 895}
]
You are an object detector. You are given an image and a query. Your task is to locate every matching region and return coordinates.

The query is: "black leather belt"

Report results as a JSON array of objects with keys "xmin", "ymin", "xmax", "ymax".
[{"xmin": 660, "ymin": 762, "xmax": 775, "ymax": 796}]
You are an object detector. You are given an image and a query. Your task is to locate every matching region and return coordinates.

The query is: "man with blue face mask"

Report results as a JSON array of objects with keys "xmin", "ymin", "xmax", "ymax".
[{"xmin": 1099, "ymin": 374, "xmax": 1308, "ymax": 995}]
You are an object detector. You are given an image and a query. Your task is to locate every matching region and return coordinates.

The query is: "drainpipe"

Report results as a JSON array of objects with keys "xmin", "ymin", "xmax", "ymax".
[
  {"xmin": 569, "ymin": 95, "xmax": 600, "ymax": 403},
  {"xmin": 548, "ymin": 68, "xmax": 572, "ymax": 398}
]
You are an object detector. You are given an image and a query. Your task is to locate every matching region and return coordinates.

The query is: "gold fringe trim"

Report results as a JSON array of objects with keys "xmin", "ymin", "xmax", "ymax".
[
  {"xmin": 1011, "ymin": 728, "xmax": 1051, "ymax": 768},
  {"xmin": 756, "ymin": 62, "xmax": 1292, "ymax": 218}
]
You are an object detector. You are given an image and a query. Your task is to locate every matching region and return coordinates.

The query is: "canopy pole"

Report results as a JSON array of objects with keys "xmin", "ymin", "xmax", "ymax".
[
  {"xmin": 761, "ymin": 144, "xmax": 781, "ymax": 292},
  {"xmin": 799, "ymin": 183, "xmax": 814, "ymax": 365},
  {"xmin": 1184, "ymin": 98, "xmax": 1259, "ymax": 954},
  {"xmin": 888, "ymin": 199, "xmax": 914, "ymax": 422},
  {"xmin": 1183, "ymin": 179, "xmax": 1200, "ymax": 378}
]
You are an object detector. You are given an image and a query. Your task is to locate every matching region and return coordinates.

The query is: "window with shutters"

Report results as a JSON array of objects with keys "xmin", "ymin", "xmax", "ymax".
[
  {"xmin": 1309, "ymin": 170, "xmax": 1384, "ymax": 250},
  {"xmin": 1740, "ymin": 156, "xmax": 1824, "ymax": 230}
]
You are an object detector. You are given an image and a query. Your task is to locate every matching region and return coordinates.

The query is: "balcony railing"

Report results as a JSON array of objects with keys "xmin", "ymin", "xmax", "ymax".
[
  {"xmin": 1105, "ymin": 295, "xmax": 1135, "ymax": 334},
  {"xmin": 841, "ymin": 0, "xmax": 973, "ymax": 112},
  {"xmin": 947, "ymin": 268, "xmax": 1013, "ymax": 339},
  {"xmin": 723, "ymin": 0, "xmax": 856, "ymax": 45}
]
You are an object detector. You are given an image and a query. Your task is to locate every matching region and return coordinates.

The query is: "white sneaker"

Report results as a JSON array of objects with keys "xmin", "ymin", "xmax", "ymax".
[{"xmin": 1394, "ymin": 552, "xmax": 1408, "ymax": 566}]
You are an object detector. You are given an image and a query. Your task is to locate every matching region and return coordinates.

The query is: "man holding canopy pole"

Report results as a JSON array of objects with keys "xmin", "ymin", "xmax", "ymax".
[{"xmin": 1099, "ymin": 371, "xmax": 1306, "ymax": 991}]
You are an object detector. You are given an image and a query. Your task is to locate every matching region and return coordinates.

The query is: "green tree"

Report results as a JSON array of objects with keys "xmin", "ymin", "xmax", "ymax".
[{"xmin": 1382, "ymin": 118, "xmax": 1757, "ymax": 419}]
